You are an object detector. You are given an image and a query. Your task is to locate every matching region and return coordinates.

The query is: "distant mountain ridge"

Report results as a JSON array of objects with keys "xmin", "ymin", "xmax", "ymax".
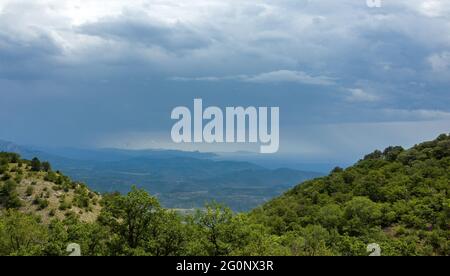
[
  {"xmin": 32, "ymin": 145, "xmax": 217, "ymax": 162},
  {"xmin": 0, "ymin": 139, "xmax": 323, "ymax": 211},
  {"xmin": 0, "ymin": 140, "xmax": 37, "ymax": 157}
]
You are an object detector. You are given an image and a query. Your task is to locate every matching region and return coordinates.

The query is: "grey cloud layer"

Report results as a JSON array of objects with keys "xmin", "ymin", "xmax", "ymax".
[
  {"xmin": 1, "ymin": 1, "xmax": 450, "ymax": 81},
  {"xmin": 170, "ymin": 70, "xmax": 336, "ymax": 86},
  {"xmin": 0, "ymin": 0, "xmax": 449, "ymax": 157}
]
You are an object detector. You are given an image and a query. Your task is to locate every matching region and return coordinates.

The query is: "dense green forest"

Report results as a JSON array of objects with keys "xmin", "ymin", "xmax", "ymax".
[{"xmin": 0, "ymin": 134, "xmax": 449, "ymax": 256}]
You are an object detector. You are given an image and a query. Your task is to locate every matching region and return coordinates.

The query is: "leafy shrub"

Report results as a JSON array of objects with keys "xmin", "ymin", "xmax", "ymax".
[
  {"xmin": 0, "ymin": 180, "xmax": 22, "ymax": 208},
  {"xmin": 30, "ymin": 157, "xmax": 41, "ymax": 172},
  {"xmin": 33, "ymin": 197, "xmax": 49, "ymax": 210},
  {"xmin": 58, "ymin": 200, "xmax": 72, "ymax": 211},
  {"xmin": 25, "ymin": 186, "xmax": 34, "ymax": 197}
]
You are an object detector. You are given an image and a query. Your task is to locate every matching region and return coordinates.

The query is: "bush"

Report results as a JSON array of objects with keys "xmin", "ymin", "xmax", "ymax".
[
  {"xmin": 0, "ymin": 180, "xmax": 22, "ymax": 208},
  {"xmin": 0, "ymin": 152, "xmax": 20, "ymax": 164},
  {"xmin": 59, "ymin": 200, "xmax": 72, "ymax": 211},
  {"xmin": 25, "ymin": 186, "xmax": 34, "ymax": 197},
  {"xmin": 1, "ymin": 173, "xmax": 11, "ymax": 181},
  {"xmin": 41, "ymin": 162, "xmax": 51, "ymax": 172},
  {"xmin": 14, "ymin": 175, "xmax": 23, "ymax": 183},
  {"xmin": 0, "ymin": 165, "xmax": 8, "ymax": 174},
  {"xmin": 48, "ymin": 209, "xmax": 56, "ymax": 217},
  {"xmin": 52, "ymin": 185, "xmax": 61, "ymax": 191},
  {"xmin": 38, "ymin": 199, "xmax": 49, "ymax": 210},
  {"xmin": 33, "ymin": 197, "xmax": 49, "ymax": 210},
  {"xmin": 44, "ymin": 172, "xmax": 58, "ymax": 183},
  {"xmin": 30, "ymin": 157, "xmax": 41, "ymax": 172}
]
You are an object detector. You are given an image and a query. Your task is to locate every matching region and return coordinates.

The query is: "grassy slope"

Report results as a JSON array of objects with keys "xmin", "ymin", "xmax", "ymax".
[{"xmin": 1, "ymin": 163, "xmax": 101, "ymax": 223}]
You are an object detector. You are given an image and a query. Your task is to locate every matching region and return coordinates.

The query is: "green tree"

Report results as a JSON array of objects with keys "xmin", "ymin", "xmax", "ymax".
[
  {"xmin": 41, "ymin": 161, "xmax": 51, "ymax": 172},
  {"xmin": 0, "ymin": 180, "xmax": 22, "ymax": 208},
  {"xmin": 343, "ymin": 197, "xmax": 383, "ymax": 236},
  {"xmin": 43, "ymin": 220, "xmax": 69, "ymax": 256},
  {"xmin": 143, "ymin": 210, "xmax": 189, "ymax": 256},
  {"xmin": 99, "ymin": 186, "xmax": 161, "ymax": 250},
  {"xmin": 30, "ymin": 157, "xmax": 41, "ymax": 172},
  {"xmin": 193, "ymin": 203, "xmax": 253, "ymax": 256},
  {"xmin": 0, "ymin": 210, "xmax": 47, "ymax": 255},
  {"xmin": 281, "ymin": 225, "xmax": 333, "ymax": 256},
  {"xmin": 316, "ymin": 204, "xmax": 344, "ymax": 230}
]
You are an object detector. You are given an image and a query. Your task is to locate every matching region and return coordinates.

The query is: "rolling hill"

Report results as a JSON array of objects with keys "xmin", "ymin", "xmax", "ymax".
[{"xmin": 0, "ymin": 152, "xmax": 101, "ymax": 224}]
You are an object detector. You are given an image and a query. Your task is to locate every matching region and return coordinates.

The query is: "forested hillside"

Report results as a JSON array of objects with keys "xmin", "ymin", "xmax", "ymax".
[
  {"xmin": 251, "ymin": 133, "xmax": 450, "ymax": 255},
  {"xmin": 0, "ymin": 134, "xmax": 449, "ymax": 256}
]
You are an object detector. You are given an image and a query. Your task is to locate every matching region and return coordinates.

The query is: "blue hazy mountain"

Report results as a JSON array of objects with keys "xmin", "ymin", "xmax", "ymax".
[
  {"xmin": 215, "ymin": 151, "xmax": 348, "ymax": 173},
  {"xmin": 32, "ymin": 145, "xmax": 217, "ymax": 162},
  {"xmin": 0, "ymin": 140, "xmax": 323, "ymax": 211}
]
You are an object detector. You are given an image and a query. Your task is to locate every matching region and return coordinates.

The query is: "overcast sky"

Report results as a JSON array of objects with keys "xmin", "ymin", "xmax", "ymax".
[{"xmin": 0, "ymin": 0, "xmax": 449, "ymax": 162}]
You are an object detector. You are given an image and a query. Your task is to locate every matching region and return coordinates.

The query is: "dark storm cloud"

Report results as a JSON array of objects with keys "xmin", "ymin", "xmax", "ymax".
[
  {"xmin": 77, "ymin": 11, "xmax": 213, "ymax": 54},
  {"xmin": 0, "ymin": 0, "xmax": 449, "ymax": 160}
]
